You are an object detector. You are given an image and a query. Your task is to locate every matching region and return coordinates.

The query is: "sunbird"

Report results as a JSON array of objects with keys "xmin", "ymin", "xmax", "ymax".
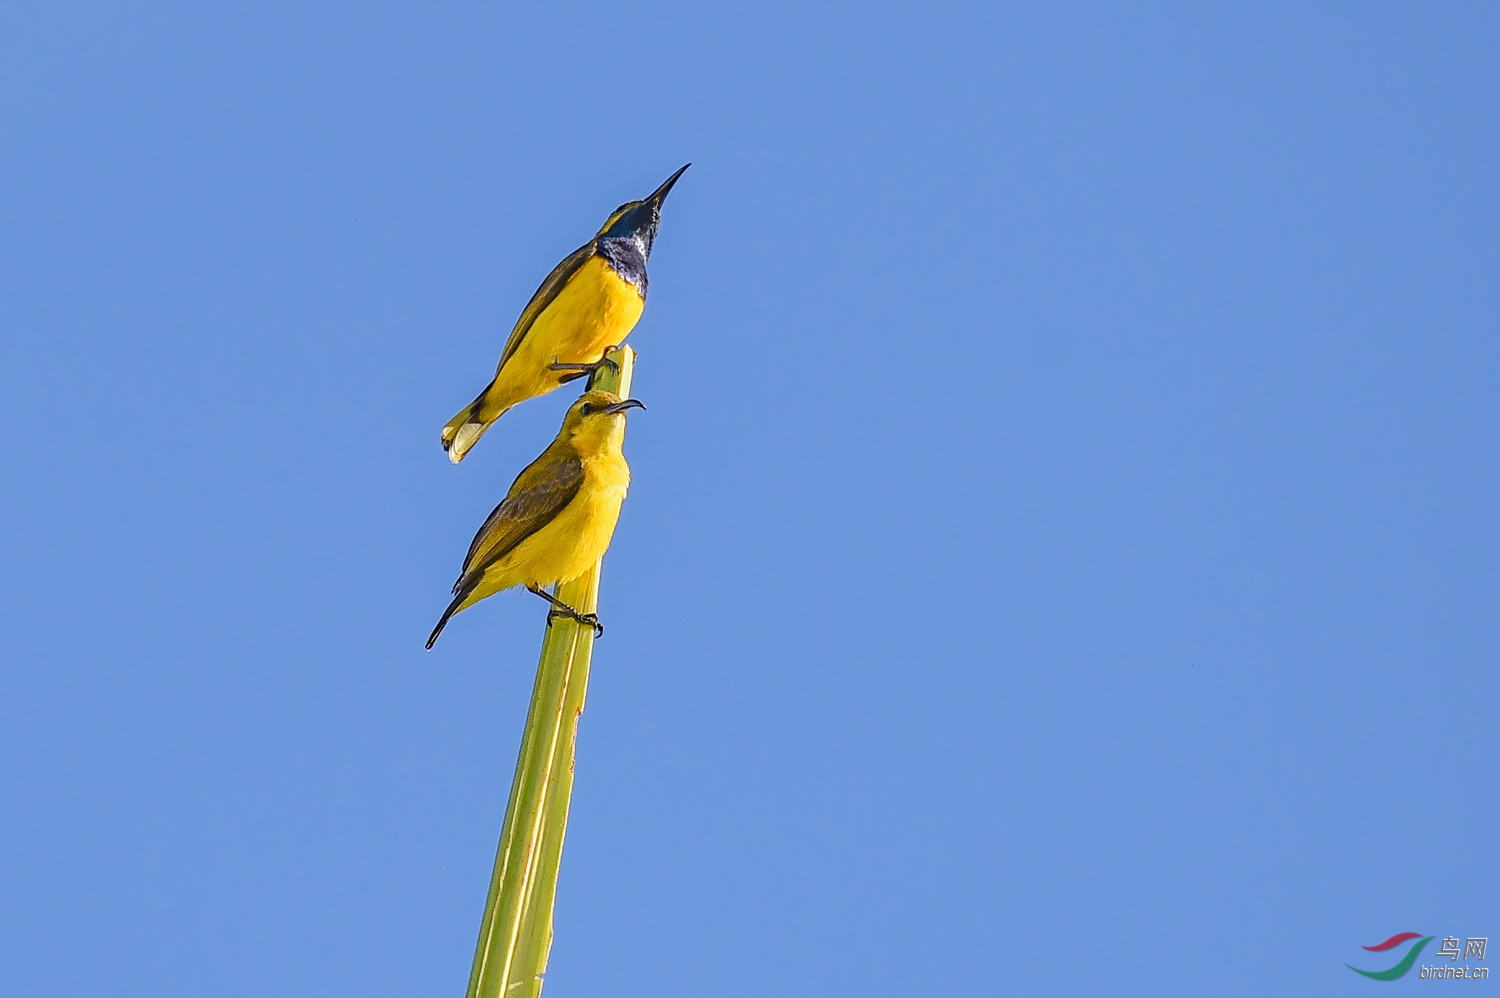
[
  {"xmin": 427, "ymin": 389, "xmax": 644, "ymax": 648},
  {"xmin": 440, "ymin": 164, "xmax": 687, "ymax": 463}
]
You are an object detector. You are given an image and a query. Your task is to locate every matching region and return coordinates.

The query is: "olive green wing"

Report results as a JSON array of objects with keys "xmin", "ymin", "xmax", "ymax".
[
  {"xmin": 457, "ymin": 449, "xmax": 585, "ymax": 586},
  {"xmin": 495, "ymin": 241, "xmax": 597, "ymax": 371},
  {"xmin": 427, "ymin": 450, "xmax": 584, "ymax": 649}
]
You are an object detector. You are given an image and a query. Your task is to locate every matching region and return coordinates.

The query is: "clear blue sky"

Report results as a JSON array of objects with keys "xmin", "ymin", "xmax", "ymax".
[{"xmin": 1, "ymin": 4, "xmax": 1495, "ymax": 996}]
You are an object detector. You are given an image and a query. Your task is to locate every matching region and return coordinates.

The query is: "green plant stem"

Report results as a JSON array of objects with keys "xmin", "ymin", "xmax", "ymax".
[{"xmin": 464, "ymin": 346, "xmax": 635, "ymax": 998}]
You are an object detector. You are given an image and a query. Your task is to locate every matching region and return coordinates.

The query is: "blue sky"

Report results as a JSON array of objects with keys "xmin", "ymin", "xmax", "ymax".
[{"xmin": 1, "ymin": 4, "xmax": 1496, "ymax": 996}]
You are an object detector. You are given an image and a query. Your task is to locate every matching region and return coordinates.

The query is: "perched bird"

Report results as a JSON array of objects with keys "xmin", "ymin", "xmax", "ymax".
[
  {"xmin": 427, "ymin": 389, "xmax": 644, "ymax": 648},
  {"xmin": 440, "ymin": 164, "xmax": 687, "ymax": 463}
]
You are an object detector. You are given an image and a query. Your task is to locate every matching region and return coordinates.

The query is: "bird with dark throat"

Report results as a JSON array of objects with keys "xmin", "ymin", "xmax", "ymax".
[{"xmin": 440, "ymin": 164, "xmax": 688, "ymax": 463}]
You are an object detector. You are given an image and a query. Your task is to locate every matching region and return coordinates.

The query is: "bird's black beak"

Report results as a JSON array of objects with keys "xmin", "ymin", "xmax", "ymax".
[
  {"xmin": 604, "ymin": 398, "xmax": 646, "ymax": 414},
  {"xmin": 646, "ymin": 163, "xmax": 690, "ymax": 208}
]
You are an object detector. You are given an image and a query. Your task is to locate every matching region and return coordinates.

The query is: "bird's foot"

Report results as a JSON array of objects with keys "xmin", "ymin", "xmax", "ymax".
[
  {"xmin": 549, "ymin": 349, "xmax": 620, "ymax": 385},
  {"xmin": 548, "ymin": 605, "xmax": 604, "ymax": 639},
  {"xmin": 526, "ymin": 585, "xmax": 605, "ymax": 638}
]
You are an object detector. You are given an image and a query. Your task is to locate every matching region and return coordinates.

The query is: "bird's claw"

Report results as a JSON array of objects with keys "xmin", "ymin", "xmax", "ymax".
[
  {"xmin": 549, "ymin": 349, "xmax": 620, "ymax": 384},
  {"xmin": 548, "ymin": 606, "xmax": 604, "ymax": 639}
]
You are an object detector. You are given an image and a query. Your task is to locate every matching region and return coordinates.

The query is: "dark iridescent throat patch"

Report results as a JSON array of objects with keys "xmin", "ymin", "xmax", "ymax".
[{"xmin": 597, "ymin": 237, "xmax": 649, "ymax": 294}]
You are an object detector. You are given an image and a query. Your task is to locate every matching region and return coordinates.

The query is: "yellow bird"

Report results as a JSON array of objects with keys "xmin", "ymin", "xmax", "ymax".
[
  {"xmin": 427, "ymin": 389, "xmax": 644, "ymax": 648},
  {"xmin": 440, "ymin": 164, "xmax": 687, "ymax": 463}
]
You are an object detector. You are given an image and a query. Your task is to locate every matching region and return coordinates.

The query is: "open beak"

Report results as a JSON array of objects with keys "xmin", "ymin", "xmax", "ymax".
[
  {"xmin": 645, "ymin": 163, "xmax": 690, "ymax": 207},
  {"xmin": 604, "ymin": 398, "xmax": 646, "ymax": 414}
]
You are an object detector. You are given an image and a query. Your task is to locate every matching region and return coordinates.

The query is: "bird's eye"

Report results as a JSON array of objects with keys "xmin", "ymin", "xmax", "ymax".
[{"xmin": 579, "ymin": 403, "xmax": 593, "ymax": 415}]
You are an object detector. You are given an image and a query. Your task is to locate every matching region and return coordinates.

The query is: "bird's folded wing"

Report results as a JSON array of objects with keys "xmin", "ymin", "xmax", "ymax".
[
  {"xmin": 495, "ymin": 242, "xmax": 597, "ymax": 370},
  {"xmin": 455, "ymin": 451, "xmax": 585, "ymax": 590}
]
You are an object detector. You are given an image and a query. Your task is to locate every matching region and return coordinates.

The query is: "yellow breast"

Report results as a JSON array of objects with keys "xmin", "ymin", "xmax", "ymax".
[
  {"xmin": 460, "ymin": 452, "xmax": 631, "ymax": 607},
  {"xmin": 491, "ymin": 256, "xmax": 645, "ymax": 410}
]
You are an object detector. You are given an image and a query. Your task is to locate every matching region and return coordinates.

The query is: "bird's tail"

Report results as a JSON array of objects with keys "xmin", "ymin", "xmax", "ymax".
[
  {"xmin": 427, "ymin": 569, "xmax": 484, "ymax": 649},
  {"xmin": 441, "ymin": 384, "xmax": 509, "ymax": 464},
  {"xmin": 426, "ymin": 588, "xmax": 468, "ymax": 649}
]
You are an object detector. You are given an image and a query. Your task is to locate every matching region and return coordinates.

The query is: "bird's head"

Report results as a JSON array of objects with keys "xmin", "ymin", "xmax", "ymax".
[
  {"xmin": 562, "ymin": 389, "xmax": 645, "ymax": 453},
  {"xmin": 594, "ymin": 164, "xmax": 689, "ymax": 259}
]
